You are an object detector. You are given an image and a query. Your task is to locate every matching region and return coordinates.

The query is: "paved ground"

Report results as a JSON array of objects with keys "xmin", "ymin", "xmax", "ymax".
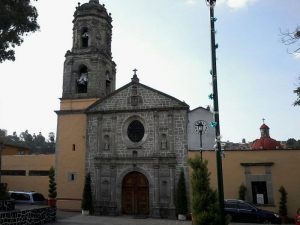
[
  {"xmin": 49, "ymin": 210, "xmax": 293, "ymax": 225},
  {"xmin": 48, "ymin": 210, "xmax": 192, "ymax": 225}
]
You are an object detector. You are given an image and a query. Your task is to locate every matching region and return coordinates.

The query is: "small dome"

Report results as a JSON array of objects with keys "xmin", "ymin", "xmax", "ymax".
[
  {"xmin": 251, "ymin": 137, "xmax": 282, "ymax": 150},
  {"xmin": 74, "ymin": 1, "xmax": 112, "ymax": 22},
  {"xmin": 260, "ymin": 124, "xmax": 269, "ymax": 129},
  {"xmin": 251, "ymin": 121, "xmax": 282, "ymax": 150}
]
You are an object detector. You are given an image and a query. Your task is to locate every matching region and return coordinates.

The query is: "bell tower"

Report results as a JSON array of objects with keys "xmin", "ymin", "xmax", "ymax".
[
  {"xmin": 56, "ymin": 0, "xmax": 115, "ymax": 211},
  {"xmin": 62, "ymin": 0, "xmax": 116, "ymax": 99}
]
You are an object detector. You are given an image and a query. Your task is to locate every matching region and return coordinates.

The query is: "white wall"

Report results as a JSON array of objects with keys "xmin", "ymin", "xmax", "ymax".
[{"xmin": 188, "ymin": 107, "xmax": 215, "ymax": 150}]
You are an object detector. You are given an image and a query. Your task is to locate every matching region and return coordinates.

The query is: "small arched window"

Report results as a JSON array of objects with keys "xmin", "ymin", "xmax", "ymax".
[
  {"xmin": 77, "ymin": 65, "xmax": 88, "ymax": 93},
  {"xmin": 105, "ymin": 71, "xmax": 111, "ymax": 95},
  {"xmin": 81, "ymin": 28, "xmax": 89, "ymax": 48}
]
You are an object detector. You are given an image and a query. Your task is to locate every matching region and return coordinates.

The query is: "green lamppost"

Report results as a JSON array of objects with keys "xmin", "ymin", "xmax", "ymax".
[{"xmin": 205, "ymin": 0, "xmax": 225, "ymax": 225}]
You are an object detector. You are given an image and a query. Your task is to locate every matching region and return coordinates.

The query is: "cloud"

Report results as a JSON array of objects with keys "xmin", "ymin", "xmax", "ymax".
[
  {"xmin": 293, "ymin": 52, "xmax": 300, "ymax": 60},
  {"xmin": 218, "ymin": 0, "xmax": 257, "ymax": 9},
  {"xmin": 185, "ymin": 0, "xmax": 197, "ymax": 5}
]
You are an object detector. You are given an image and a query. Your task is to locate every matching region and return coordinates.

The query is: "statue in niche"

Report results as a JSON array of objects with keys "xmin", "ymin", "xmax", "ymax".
[
  {"xmin": 161, "ymin": 134, "xmax": 167, "ymax": 150},
  {"xmin": 104, "ymin": 135, "xmax": 110, "ymax": 150}
]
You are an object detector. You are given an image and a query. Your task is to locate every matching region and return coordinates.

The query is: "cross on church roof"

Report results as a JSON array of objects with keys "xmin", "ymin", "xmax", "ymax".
[
  {"xmin": 262, "ymin": 118, "xmax": 265, "ymax": 124},
  {"xmin": 131, "ymin": 68, "xmax": 139, "ymax": 83},
  {"xmin": 133, "ymin": 68, "xmax": 138, "ymax": 75}
]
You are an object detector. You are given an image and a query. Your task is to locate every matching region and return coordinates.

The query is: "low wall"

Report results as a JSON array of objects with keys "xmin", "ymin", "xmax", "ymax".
[
  {"xmin": 0, "ymin": 200, "xmax": 15, "ymax": 211},
  {"xmin": 0, "ymin": 206, "xmax": 56, "ymax": 225}
]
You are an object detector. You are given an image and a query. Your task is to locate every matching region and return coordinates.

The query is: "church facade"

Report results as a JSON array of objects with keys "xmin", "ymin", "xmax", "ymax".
[{"xmin": 55, "ymin": 0, "xmax": 190, "ymax": 218}]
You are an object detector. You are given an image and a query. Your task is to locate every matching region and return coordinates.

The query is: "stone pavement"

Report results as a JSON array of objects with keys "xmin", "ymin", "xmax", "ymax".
[
  {"xmin": 49, "ymin": 211, "xmax": 290, "ymax": 225},
  {"xmin": 48, "ymin": 210, "xmax": 193, "ymax": 225}
]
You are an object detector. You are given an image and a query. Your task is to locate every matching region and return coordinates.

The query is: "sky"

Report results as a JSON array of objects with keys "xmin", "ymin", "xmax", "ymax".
[{"xmin": 0, "ymin": 0, "xmax": 299, "ymax": 143}]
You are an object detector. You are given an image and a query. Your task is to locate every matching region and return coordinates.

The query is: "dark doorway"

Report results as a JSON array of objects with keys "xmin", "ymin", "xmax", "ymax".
[
  {"xmin": 251, "ymin": 181, "xmax": 268, "ymax": 204},
  {"xmin": 122, "ymin": 171, "xmax": 149, "ymax": 215}
]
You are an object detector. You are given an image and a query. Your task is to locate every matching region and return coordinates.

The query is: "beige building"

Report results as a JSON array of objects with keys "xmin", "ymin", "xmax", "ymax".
[
  {"xmin": 1, "ymin": 154, "xmax": 54, "ymax": 197},
  {"xmin": 189, "ymin": 150, "xmax": 300, "ymax": 218},
  {"xmin": 0, "ymin": 143, "xmax": 30, "ymax": 155}
]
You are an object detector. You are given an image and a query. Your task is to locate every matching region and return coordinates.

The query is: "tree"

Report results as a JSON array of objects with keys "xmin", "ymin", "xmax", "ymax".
[
  {"xmin": 278, "ymin": 186, "xmax": 288, "ymax": 221},
  {"xmin": 20, "ymin": 130, "xmax": 33, "ymax": 144},
  {"xmin": 0, "ymin": 0, "xmax": 40, "ymax": 63},
  {"xmin": 294, "ymin": 79, "xmax": 300, "ymax": 106},
  {"xmin": 281, "ymin": 26, "xmax": 300, "ymax": 54},
  {"xmin": 81, "ymin": 173, "xmax": 94, "ymax": 214},
  {"xmin": 281, "ymin": 26, "xmax": 300, "ymax": 106},
  {"xmin": 176, "ymin": 169, "xmax": 188, "ymax": 217},
  {"xmin": 0, "ymin": 129, "xmax": 7, "ymax": 138},
  {"xmin": 48, "ymin": 166, "xmax": 57, "ymax": 199},
  {"xmin": 48, "ymin": 166, "xmax": 57, "ymax": 207},
  {"xmin": 189, "ymin": 156, "xmax": 220, "ymax": 225},
  {"xmin": 0, "ymin": 183, "xmax": 9, "ymax": 200},
  {"xmin": 286, "ymin": 138, "xmax": 300, "ymax": 149},
  {"xmin": 0, "ymin": 129, "xmax": 55, "ymax": 153},
  {"xmin": 238, "ymin": 183, "xmax": 247, "ymax": 201}
]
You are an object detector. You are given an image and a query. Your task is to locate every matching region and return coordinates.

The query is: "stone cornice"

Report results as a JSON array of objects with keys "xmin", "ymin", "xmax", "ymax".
[
  {"xmin": 94, "ymin": 153, "xmax": 177, "ymax": 167},
  {"xmin": 55, "ymin": 109, "xmax": 86, "ymax": 115},
  {"xmin": 86, "ymin": 107, "xmax": 188, "ymax": 115},
  {"xmin": 240, "ymin": 162, "xmax": 274, "ymax": 167}
]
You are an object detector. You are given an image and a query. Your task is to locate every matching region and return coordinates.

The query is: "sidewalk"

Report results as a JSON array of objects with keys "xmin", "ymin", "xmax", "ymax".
[
  {"xmin": 50, "ymin": 210, "xmax": 292, "ymax": 225},
  {"xmin": 50, "ymin": 210, "xmax": 192, "ymax": 225}
]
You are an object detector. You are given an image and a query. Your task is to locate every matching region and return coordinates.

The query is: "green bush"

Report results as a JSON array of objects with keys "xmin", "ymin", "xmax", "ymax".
[
  {"xmin": 81, "ymin": 173, "xmax": 94, "ymax": 212},
  {"xmin": 48, "ymin": 166, "xmax": 57, "ymax": 199},
  {"xmin": 0, "ymin": 183, "xmax": 9, "ymax": 200},
  {"xmin": 278, "ymin": 186, "xmax": 288, "ymax": 217},
  {"xmin": 238, "ymin": 183, "xmax": 247, "ymax": 200},
  {"xmin": 176, "ymin": 169, "xmax": 188, "ymax": 215},
  {"xmin": 189, "ymin": 156, "xmax": 220, "ymax": 225}
]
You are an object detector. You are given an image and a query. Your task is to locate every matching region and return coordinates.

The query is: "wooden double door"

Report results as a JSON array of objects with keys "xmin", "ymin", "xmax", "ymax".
[{"xmin": 122, "ymin": 171, "xmax": 149, "ymax": 215}]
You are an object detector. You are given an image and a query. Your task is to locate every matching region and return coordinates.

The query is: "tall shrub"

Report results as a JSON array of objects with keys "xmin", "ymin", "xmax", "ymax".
[
  {"xmin": 81, "ymin": 173, "xmax": 93, "ymax": 213},
  {"xmin": 0, "ymin": 183, "xmax": 9, "ymax": 200},
  {"xmin": 176, "ymin": 168, "xmax": 188, "ymax": 215},
  {"xmin": 48, "ymin": 166, "xmax": 57, "ymax": 199},
  {"xmin": 278, "ymin": 186, "xmax": 288, "ymax": 218},
  {"xmin": 238, "ymin": 184, "xmax": 247, "ymax": 201},
  {"xmin": 189, "ymin": 155, "xmax": 219, "ymax": 225}
]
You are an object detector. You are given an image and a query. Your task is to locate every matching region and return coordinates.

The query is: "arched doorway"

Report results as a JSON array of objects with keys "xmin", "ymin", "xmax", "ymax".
[{"xmin": 122, "ymin": 171, "xmax": 149, "ymax": 215}]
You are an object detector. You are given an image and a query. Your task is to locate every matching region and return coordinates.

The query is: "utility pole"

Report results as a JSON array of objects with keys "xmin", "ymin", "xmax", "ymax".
[
  {"xmin": 205, "ymin": 1, "xmax": 225, "ymax": 225},
  {"xmin": 0, "ymin": 141, "xmax": 3, "ymax": 184}
]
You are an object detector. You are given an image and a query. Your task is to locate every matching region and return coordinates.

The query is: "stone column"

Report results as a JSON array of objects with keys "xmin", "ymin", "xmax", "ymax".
[
  {"xmin": 95, "ymin": 166, "xmax": 101, "ymax": 213},
  {"xmin": 154, "ymin": 112, "xmax": 159, "ymax": 153},
  {"xmin": 168, "ymin": 165, "xmax": 176, "ymax": 219},
  {"xmin": 152, "ymin": 164, "xmax": 160, "ymax": 218},
  {"xmin": 168, "ymin": 111, "xmax": 174, "ymax": 152},
  {"xmin": 97, "ymin": 115, "xmax": 103, "ymax": 152},
  {"xmin": 111, "ymin": 115, "xmax": 117, "ymax": 155},
  {"xmin": 109, "ymin": 164, "xmax": 117, "ymax": 215}
]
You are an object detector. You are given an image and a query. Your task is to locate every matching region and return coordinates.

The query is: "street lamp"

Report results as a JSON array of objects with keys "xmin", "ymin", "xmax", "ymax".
[
  {"xmin": 204, "ymin": 0, "xmax": 225, "ymax": 225},
  {"xmin": 194, "ymin": 120, "xmax": 208, "ymax": 160}
]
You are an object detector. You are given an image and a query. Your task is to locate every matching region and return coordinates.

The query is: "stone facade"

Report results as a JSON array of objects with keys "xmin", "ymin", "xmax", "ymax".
[
  {"xmin": 86, "ymin": 79, "xmax": 189, "ymax": 218},
  {"xmin": 55, "ymin": 1, "xmax": 190, "ymax": 217}
]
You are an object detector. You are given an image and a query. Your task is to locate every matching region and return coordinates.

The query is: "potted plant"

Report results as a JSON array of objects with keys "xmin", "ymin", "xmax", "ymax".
[
  {"xmin": 81, "ymin": 173, "xmax": 93, "ymax": 215},
  {"xmin": 176, "ymin": 168, "xmax": 188, "ymax": 220},
  {"xmin": 48, "ymin": 166, "xmax": 57, "ymax": 207}
]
